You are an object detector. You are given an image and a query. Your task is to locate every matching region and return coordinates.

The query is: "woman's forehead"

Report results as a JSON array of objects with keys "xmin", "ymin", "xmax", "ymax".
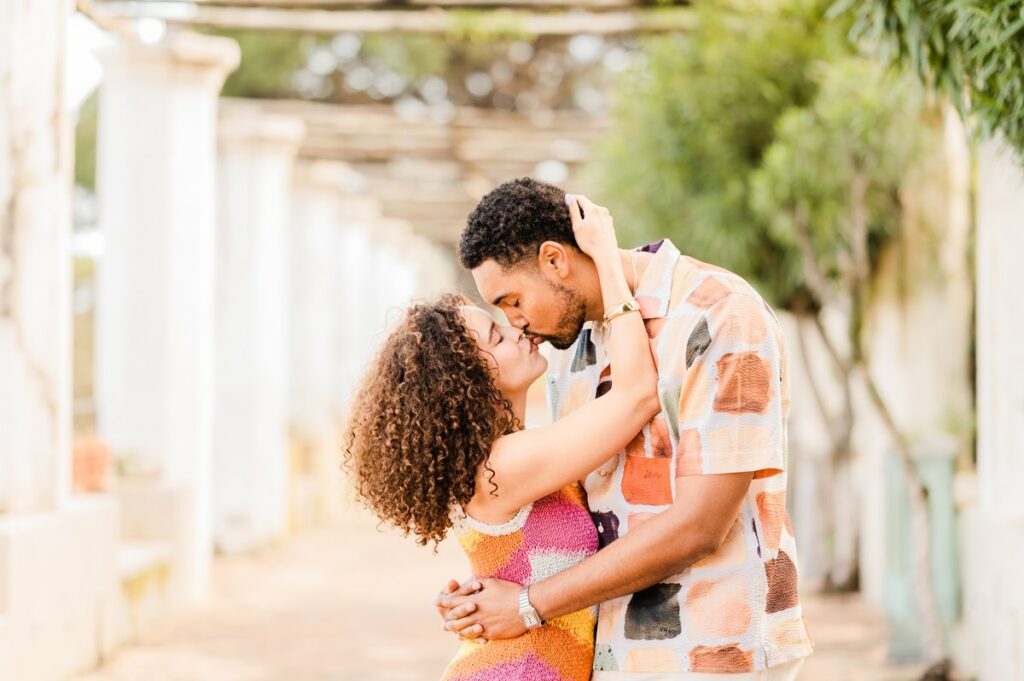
[{"xmin": 458, "ymin": 305, "xmax": 493, "ymax": 328}]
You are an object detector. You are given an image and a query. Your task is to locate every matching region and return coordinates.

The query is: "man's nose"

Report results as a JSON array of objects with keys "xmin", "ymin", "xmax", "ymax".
[{"xmin": 506, "ymin": 310, "xmax": 528, "ymax": 329}]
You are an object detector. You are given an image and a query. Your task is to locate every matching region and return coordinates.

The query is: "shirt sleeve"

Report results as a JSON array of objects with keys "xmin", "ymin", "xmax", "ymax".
[{"xmin": 675, "ymin": 291, "xmax": 787, "ymax": 478}]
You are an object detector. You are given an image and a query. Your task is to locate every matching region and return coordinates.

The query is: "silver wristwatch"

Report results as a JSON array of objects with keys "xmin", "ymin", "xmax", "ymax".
[{"xmin": 518, "ymin": 587, "xmax": 544, "ymax": 630}]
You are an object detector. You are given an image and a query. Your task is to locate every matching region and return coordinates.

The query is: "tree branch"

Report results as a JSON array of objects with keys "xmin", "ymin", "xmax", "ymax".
[{"xmin": 792, "ymin": 202, "xmax": 837, "ymax": 308}]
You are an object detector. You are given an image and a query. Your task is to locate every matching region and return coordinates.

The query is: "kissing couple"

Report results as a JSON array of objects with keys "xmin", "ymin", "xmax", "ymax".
[{"xmin": 344, "ymin": 178, "xmax": 813, "ymax": 680}]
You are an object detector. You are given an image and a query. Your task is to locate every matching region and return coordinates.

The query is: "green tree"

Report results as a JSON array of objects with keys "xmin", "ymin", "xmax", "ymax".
[
  {"xmin": 837, "ymin": 0, "xmax": 1024, "ymax": 159},
  {"xmin": 214, "ymin": 29, "xmax": 312, "ymax": 99},
  {"xmin": 592, "ymin": 1, "xmax": 847, "ymax": 307},
  {"xmin": 751, "ymin": 58, "xmax": 950, "ymax": 671},
  {"xmin": 75, "ymin": 92, "xmax": 99, "ymax": 191},
  {"xmin": 593, "ymin": 5, "xmax": 949, "ymax": 676}
]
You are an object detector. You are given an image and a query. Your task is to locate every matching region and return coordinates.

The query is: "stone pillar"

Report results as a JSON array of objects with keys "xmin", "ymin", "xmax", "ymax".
[
  {"xmin": 974, "ymin": 138, "xmax": 1024, "ymax": 519},
  {"xmin": 94, "ymin": 33, "xmax": 239, "ymax": 602},
  {"xmin": 289, "ymin": 161, "xmax": 349, "ymax": 526},
  {"xmin": 0, "ymin": 2, "xmax": 120, "ymax": 679},
  {"xmin": 335, "ymin": 194, "xmax": 379, "ymax": 414},
  {"xmin": 414, "ymin": 236, "xmax": 457, "ymax": 299},
  {"xmin": 369, "ymin": 219, "xmax": 418, "ymax": 336},
  {"xmin": 959, "ymin": 136, "xmax": 1024, "ymax": 681},
  {"xmin": 0, "ymin": 0, "xmax": 72, "ymax": 514},
  {"xmin": 212, "ymin": 102, "xmax": 304, "ymax": 553}
]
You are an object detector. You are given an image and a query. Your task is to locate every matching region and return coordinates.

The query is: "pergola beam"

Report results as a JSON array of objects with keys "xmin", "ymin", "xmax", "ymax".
[
  {"xmin": 97, "ymin": 1, "xmax": 697, "ymax": 35},
  {"xmin": 171, "ymin": 0, "xmax": 647, "ymax": 9}
]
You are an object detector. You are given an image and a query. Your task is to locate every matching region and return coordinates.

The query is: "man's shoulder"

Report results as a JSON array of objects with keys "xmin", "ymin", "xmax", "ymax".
[{"xmin": 671, "ymin": 254, "xmax": 774, "ymax": 314}]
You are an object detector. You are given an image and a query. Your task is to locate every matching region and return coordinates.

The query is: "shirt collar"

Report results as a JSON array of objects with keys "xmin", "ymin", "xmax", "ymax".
[{"xmin": 631, "ymin": 238, "xmax": 681, "ymax": 320}]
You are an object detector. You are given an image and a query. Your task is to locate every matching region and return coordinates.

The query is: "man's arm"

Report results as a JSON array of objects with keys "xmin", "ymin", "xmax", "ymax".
[{"xmin": 441, "ymin": 470, "xmax": 753, "ymax": 639}]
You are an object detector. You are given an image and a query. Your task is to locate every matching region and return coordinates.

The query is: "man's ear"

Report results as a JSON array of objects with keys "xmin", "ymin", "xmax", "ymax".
[{"xmin": 537, "ymin": 241, "xmax": 572, "ymax": 280}]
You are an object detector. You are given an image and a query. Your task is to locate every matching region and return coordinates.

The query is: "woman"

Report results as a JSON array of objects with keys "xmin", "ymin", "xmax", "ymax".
[{"xmin": 343, "ymin": 196, "xmax": 659, "ymax": 680}]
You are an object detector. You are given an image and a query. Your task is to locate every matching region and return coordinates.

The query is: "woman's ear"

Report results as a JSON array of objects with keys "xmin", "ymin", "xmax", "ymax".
[{"xmin": 537, "ymin": 241, "xmax": 572, "ymax": 279}]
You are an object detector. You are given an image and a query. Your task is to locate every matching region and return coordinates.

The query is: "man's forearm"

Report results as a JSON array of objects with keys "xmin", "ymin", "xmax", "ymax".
[{"xmin": 529, "ymin": 507, "xmax": 716, "ymax": 621}]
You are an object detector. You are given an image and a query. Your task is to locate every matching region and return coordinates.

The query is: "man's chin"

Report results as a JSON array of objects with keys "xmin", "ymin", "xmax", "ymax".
[{"xmin": 547, "ymin": 335, "xmax": 580, "ymax": 351}]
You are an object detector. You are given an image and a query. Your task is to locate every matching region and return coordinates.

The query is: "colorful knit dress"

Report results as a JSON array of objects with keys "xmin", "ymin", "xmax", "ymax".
[{"xmin": 441, "ymin": 483, "xmax": 600, "ymax": 681}]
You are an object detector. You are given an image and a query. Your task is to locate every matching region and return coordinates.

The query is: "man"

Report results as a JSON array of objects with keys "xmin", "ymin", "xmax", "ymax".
[{"xmin": 436, "ymin": 178, "xmax": 812, "ymax": 679}]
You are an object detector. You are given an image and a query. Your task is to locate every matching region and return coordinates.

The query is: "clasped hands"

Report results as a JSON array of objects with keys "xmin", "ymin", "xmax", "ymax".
[{"xmin": 434, "ymin": 577, "xmax": 529, "ymax": 642}]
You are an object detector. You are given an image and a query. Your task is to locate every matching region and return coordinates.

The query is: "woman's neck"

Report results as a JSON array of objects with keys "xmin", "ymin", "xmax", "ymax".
[{"xmin": 508, "ymin": 390, "xmax": 528, "ymax": 427}]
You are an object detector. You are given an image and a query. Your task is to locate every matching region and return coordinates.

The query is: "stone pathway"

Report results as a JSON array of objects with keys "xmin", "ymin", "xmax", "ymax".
[{"xmin": 77, "ymin": 507, "xmax": 925, "ymax": 681}]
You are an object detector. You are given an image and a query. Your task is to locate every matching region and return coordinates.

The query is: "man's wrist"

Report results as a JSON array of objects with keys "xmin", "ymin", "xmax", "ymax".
[
  {"xmin": 518, "ymin": 586, "xmax": 544, "ymax": 629},
  {"xmin": 526, "ymin": 580, "xmax": 560, "ymax": 622}
]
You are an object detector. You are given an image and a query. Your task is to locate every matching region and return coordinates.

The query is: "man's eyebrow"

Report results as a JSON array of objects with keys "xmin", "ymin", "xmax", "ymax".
[{"xmin": 490, "ymin": 292, "xmax": 510, "ymax": 306}]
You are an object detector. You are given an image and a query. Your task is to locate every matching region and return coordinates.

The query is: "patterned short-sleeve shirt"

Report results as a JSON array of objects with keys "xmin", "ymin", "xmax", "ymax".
[{"xmin": 547, "ymin": 238, "xmax": 813, "ymax": 674}]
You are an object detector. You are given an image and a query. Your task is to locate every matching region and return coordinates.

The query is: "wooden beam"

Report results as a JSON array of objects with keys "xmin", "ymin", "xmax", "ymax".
[
  {"xmin": 97, "ymin": 1, "xmax": 697, "ymax": 35},
  {"xmin": 170, "ymin": 0, "xmax": 647, "ymax": 9}
]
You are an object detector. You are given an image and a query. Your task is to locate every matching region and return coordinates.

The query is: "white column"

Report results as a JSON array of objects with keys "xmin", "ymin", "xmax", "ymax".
[
  {"xmin": 0, "ymin": 2, "xmax": 120, "ymax": 679},
  {"xmin": 335, "ymin": 194, "xmax": 379, "ymax": 414},
  {"xmin": 0, "ymin": 0, "xmax": 73, "ymax": 514},
  {"xmin": 213, "ymin": 102, "xmax": 303, "ymax": 553},
  {"xmin": 369, "ymin": 219, "xmax": 417, "ymax": 336},
  {"xmin": 289, "ymin": 161, "xmax": 352, "ymax": 525},
  {"xmin": 291, "ymin": 162, "xmax": 344, "ymax": 443},
  {"xmin": 94, "ymin": 33, "xmax": 239, "ymax": 602},
  {"xmin": 959, "ymin": 136, "xmax": 1024, "ymax": 681},
  {"xmin": 412, "ymin": 236, "xmax": 457, "ymax": 299},
  {"xmin": 975, "ymin": 138, "xmax": 1024, "ymax": 517}
]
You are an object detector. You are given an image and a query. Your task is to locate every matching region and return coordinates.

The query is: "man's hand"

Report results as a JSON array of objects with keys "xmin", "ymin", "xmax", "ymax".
[
  {"xmin": 441, "ymin": 577, "xmax": 528, "ymax": 641},
  {"xmin": 434, "ymin": 578, "xmax": 485, "ymax": 640}
]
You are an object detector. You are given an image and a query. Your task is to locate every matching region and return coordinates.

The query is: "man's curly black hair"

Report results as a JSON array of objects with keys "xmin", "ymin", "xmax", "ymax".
[{"xmin": 458, "ymin": 177, "xmax": 580, "ymax": 270}]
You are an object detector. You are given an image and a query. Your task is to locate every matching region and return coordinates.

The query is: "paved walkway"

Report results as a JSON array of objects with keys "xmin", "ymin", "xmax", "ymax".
[{"xmin": 77, "ymin": 507, "xmax": 924, "ymax": 681}]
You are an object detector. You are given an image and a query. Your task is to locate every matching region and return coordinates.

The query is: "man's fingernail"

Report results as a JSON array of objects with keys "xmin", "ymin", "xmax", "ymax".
[{"xmin": 564, "ymin": 193, "xmax": 574, "ymax": 205}]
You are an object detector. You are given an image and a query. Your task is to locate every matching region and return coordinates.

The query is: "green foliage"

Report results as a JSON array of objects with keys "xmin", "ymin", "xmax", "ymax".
[
  {"xmin": 837, "ymin": 0, "xmax": 1024, "ymax": 158},
  {"xmin": 75, "ymin": 91, "xmax": 99, "ymax": 191},
  {"xmin": 446, "ymin": 10, "xmax": 535, "ymax": 42},
  {"xmin": 360, "ymin": 34, "xmax": 453, "ymax": 80},
  {"xmin": 750, "ymin": 58, "xmax": 927, "ymax": 289},
  {"xmin": 591, "ymin": 1, "xmax": 930, "ymax": 309},
  {"xmin": 211, "ymin": 29, "xmax": 312, "ymax": 98},
  {"xmin": 591, "ymin": 1, "xmax": 849, "ymax": 306}
]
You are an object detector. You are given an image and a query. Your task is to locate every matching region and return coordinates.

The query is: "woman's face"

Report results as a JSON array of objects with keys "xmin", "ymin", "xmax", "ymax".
[{"xmin": 460, "ymin": 305, "xmax": 548, "ymax": 397}]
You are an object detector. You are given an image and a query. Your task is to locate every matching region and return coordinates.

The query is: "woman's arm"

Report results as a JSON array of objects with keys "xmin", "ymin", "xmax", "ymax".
[{"xmin": 479, "ymin": 195, "xmax": 660, "ymax": 516}]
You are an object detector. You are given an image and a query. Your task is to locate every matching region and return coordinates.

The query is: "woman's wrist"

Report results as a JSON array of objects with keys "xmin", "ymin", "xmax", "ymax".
[{"xmin": 593, "ymin": 251, "xmax": 624, "ymax": 277}]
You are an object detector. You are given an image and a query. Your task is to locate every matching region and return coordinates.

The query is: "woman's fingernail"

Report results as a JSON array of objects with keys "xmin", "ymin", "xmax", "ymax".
[{"xmin": 564, "ymin": 193, "xmax": 574, "ymax": 205}]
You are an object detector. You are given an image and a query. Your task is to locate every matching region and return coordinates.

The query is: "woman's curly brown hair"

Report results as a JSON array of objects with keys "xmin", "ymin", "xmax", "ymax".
[{"xmin": 342, "ymin": 293, "xmax": 520, "ymax": 547}]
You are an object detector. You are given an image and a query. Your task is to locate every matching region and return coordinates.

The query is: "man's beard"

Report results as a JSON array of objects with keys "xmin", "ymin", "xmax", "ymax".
[{"xmin": 537, "ymin": 281, "xmax": 587, "ymax": 350}]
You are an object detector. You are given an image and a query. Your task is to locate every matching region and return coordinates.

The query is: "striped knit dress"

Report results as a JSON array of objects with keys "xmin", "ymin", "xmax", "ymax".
[{"xmin": 441, "ymin": 483, "xmax": 600, "ymax": 681}]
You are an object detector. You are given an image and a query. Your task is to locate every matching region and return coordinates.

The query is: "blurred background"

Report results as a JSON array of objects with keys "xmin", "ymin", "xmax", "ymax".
[{"xmin": 1, "ymin": 0, "xmax": 1022, "ymax": 679}]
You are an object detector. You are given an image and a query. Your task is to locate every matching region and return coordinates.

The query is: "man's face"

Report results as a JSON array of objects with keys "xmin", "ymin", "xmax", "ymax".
[{"xmin": 471, "ymin": 259, "xmax": 587, "ymax": 351}]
